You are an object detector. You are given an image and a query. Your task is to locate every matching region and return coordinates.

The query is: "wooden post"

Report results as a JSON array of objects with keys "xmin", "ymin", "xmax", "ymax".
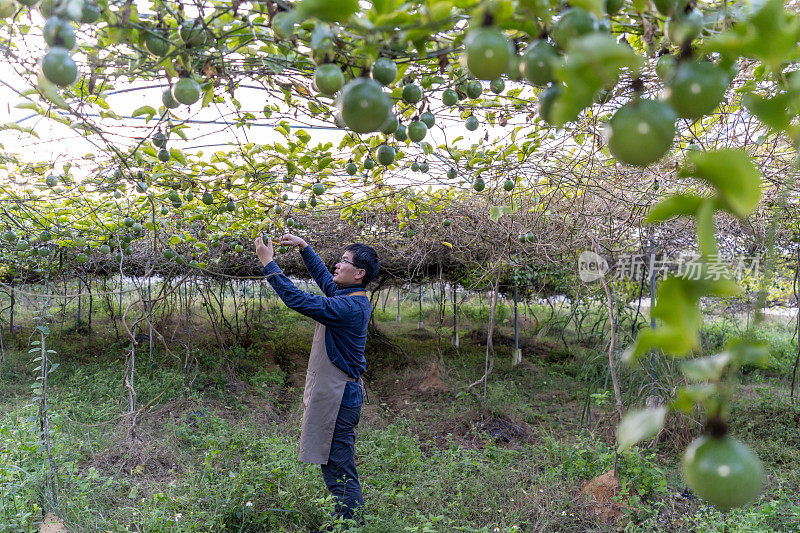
[
  {"xmin": 452, "ymin": 282, "xmax": 459, "ymax": 347},
  {"xmin": 396, "ymin": 285, "xmax": 401, "ymax": 322},
  {"xmin": 512, "ymin": 282, "xmax": 522, "ymax": 366},
  {"xmin": 417, "ymin": 284, "xmax": 424, "ymax": 329}
]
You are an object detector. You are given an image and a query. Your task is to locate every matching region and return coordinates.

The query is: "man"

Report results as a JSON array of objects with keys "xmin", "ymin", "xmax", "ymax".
[{"xmin": 254, "ymin": 233, "xmax": 379, "ymax": 525}]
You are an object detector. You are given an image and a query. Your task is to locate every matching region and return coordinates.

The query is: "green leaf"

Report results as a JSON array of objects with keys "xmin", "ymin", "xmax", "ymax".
[
  {"xmin": 671, "ymin": 384, "xmax": 716, "ymax": 413},
  {"xmin": 617, "ymin": 407, "xmax": 667, "ymax": 452},
  {"xmin": 728, "ymin": 339, "xmax": 771, "ymax": 367},
  {"xmin": 682, "ymin": 149, "xmax": 761, "ymax": 218},
  {"xmin": 131, "ymin": 105, "xmax": 156, "ymax": 121},
  {"xmin": 743, "ymin": 91, "xmax": 795, "ymax": 131},
  {"xmin": 202, "ymin": 84, "xmax": 215, "ymax": 108},
  {"xmin": 37, "ymin": 325, "xmax": 50, "ymax": 336},
  {"xmin": 645, "ymin": 194, "xmax": 707, "ymax": 224},
  {"xmin": 568, "ymin": 0, "xmax": 603, "ymax": 17},
  {"xmin": 696, "ymin": 198, "xmax": 718, "ymax": 257},
  {"xmin": 681, "ymin": 352, "xmax": 731, "ymax": 382},
  {"xmin": 552, "ymin": 34, "xmax": 644, "ymax": 126},
  {"xmin": 170, "ymin": 148, "xmax": 187, "ymax": 166},
  {"xmin": 489, "ymin": 205, "xmax": 513, "ymax": 222}
]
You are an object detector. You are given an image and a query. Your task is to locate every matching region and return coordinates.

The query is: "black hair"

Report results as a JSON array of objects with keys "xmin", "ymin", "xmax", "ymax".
[{"xmin": 344, "ymin": 243, "xmax": 380, "ymax": 287}]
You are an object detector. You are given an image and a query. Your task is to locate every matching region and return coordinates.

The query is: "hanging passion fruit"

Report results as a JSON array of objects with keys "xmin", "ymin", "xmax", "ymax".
[
  {"xmin": 172, "ymin": 77, "xmax": 201, "ymax": 105},
  {"xmin": 41, "ymin": 46, "xmax": 78, "ymax": 87},
  {"xmin": 521, "ymin": 40, "xmax": 558, "ymax": 87},
  {"xmin": 401, "ymin": 82, "xmax": 423, "ymax": 104},
  {"xmin": 463, "ymin": 26, "xmax": 512, "ymax": 81},
  {"xmin": 605, "ymin": 98, "xmax": 676, "ymax": 167},
  {"xmin": 377, "ymin": 144, "xmax": 396, "ymax": 166},
  {"xmin": 314, "ymin": 63, "xmax": 344, "ymax": 96},
  {"xmin": 339, "ymin": 78, "xmax": 392, "ymax": 133},
  {"xmin": 372, "ymin": 57, "xmax": 398, "ymax": 86},
  {"xmin": 43, "ymin": 16, "xmax": 76, "ymax": 49},
  {"xmin": 664, "ymin": 60, "xmax": 729, "ymax": 120},
  {"xmin": 551, "ymin": 8, "xmax": 599, "ymax": 50},
  {"xmin": 407, "ymin": 120, "xmax": 428, "ymax": 142},
  {"xmin": 682, "ymin": 434, "xmax": 764, "ymax": 510}
]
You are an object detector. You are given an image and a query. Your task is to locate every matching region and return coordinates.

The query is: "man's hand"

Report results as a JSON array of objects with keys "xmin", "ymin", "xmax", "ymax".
[
  {"xmin": 280, "ymin": 233, "xmax": 308, "ymax": 250},
  {"xmin": 254, "ymin": 236, "xmax": 274, "ymax": 267}
]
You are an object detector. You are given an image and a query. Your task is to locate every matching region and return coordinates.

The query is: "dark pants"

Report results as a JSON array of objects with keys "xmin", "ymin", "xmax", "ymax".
[{"xmin": 321, "ymin": 403, "xmax": 364, "ymax": 523}]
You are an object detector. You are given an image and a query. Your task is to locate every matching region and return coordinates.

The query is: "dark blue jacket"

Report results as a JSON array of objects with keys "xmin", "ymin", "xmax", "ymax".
[{"xmin": 262, "ymin": 246, "xmax": 370, "ymax": 407}]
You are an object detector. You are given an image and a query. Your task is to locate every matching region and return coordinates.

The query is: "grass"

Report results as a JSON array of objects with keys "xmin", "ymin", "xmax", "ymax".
[{"xmin": 1, "ymin": 296, "xmax": 800, "ymax": 531}]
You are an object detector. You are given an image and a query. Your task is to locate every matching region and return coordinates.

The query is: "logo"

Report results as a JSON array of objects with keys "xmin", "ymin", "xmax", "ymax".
[{"xmin": 578, "ymin": 251, "xmax": 608, "ymax": 282}]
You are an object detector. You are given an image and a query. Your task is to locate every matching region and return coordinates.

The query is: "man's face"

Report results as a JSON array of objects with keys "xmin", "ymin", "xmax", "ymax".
[{"xmin": 333, "ymin": 250, "xmax": 365, "ymax": 286}]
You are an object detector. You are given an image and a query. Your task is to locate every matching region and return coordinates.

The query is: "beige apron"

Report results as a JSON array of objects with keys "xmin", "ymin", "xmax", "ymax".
[{"xmin": 299, "ymin": 291, "xmax": 367, "ymax": 464}]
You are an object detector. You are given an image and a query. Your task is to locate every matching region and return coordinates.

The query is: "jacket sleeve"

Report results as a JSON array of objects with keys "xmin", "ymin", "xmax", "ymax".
[
  {"xmin": 263, "ymin": 261, "xmax": 354, "ymax": 327},
  {"xmin": 299, "ymin": 245, "xmax": 337, "ymax": 297}
]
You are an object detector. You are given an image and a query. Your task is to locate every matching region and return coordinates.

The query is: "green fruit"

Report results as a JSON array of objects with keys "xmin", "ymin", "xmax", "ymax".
[
  {"xmin": 682, "ymin": 435, "xmax": 764, "ymax": 511},
  {"xmin": 40, "ymin": 230, "xmax": 51, "ymax": 241},
  {"xmin": 172, "ymin": 77, "xmax": 201, "ymax": 105},
  {"xmin": 43, "ymin": 16, "xmax": 76, "ymax": 49},
  {"xmin": 419, "ymin": 161, "xmax": 429, "ymax": 173},
  {"xmin": 442, "ymin": 88, "xmax": 458, "ymax": 106},
  {"xmin": 45, "ymin": 174, "xmax": 58, "ymax": 187},
  {"xmin": 407, "ymin": 120, "xmax": 427, "ymax": 142},
  {"xmin": 298, "ymin": 199, "xmax": 307, "ymax": 209},
  {"xmin": 76, "ymin": 252, "xmax": 87, "ymax": 263},
  {"xmin": 100, "ymin": 244, "xmax": 110, "ymax": 254},
  {"xmin": 309, "ymin": 196, "xmax": 318, "ymax": 207},
  {"xmin": 122, "ymin": 234, "xmax": 132, "ymax": 244},
  {"xmin": 420, "ymin": 111, "xmax": 435, "ymax": 128},
  {"xmin": 364, "ymin": 158, "xmax": 375, "ymax": 170},
  {"xmin": 447, "ymin": 167, "xmax": 457, "ymax": 179},
  {"xmin": 394, "ymin": 124, "xmax": 407, "ymax": 142},
  {"xmin": 443, "ymin": 218, "xmax": 452, "ymax": 227},
  {"xmin": 507, "ymin": 54, "xmax": 523, "ymax": 81},
  {"xmin": 313, "ymin": 183, "xmax": 325, "ymax": 195},
  {"xmin": 162, "ymin": 89, "xmax": 180, "ymax": 109},
  {"xmin": 80, "ymin": 1, "xmax": 100, "ymax": 24},
  {"xmin": 551, "ymin": 8, "xmax": 598, "ymax": 49},
  {"xmin": 666, "ymin": 9, "xmax": 703, "ymax": 45},
  {"xmin": 163, "ymin": 249, "xmax": 175, "ymax": 260},
  {"xmin": 503, "ymin": 179, "xmax": 515, "ymax": 191},
  {"xmin": 466, "ymin": 80, "xmax": 482, "ymax": 99},
  {"xmin": 274, "ymin": 204, "xmax": 282, "ymax": 215},
  {"xmin": 157, "ymin": 148, "xmax": 170, "ymax": 162},
  {"xmin": 124, "ymin": 217, "xmax": 134, "ymax": 227},
  {"xmin": 372, "ymin": 57, "xmax": 398, "ymax": 86},
  {"xmin": 518, "ymin": 233, "xmax": 526, "ymax": 242},
  {"xmin": 295, "ymin": 0, "xmax": 358, "ymax": 22},
  {"xmin": 411, "ymin": 161, "xmax": 420, "ymax": 172},
  {"xmin": 606, "ymin": 0, "xmax": 623, "ymax": 15},
  {"xmin": 538, "ymin": 85, "xmax": 562, "ymax": 125},
  {"xmin": 272, "ymin": 11, "xmax": 298, "ymax": 39},
  {"xmin": 286, "ymin": 218, "xmax": 295, "ymax": 227},
  {"xmin": 652, "ymin": 0, "xmax": 689, "ymax": 17},
  {"xmin": 380, "ymin": 113, "xmax": 399, "ymax": 135},
  {"xmin": 235, "ymin": 244, "xmax": 244, "ymax": 253},
  {"xmin": 489, "ymin": 78, "xmax": 505, "ymax": 94},
  {"xmin": 200, "ymin": 192, "xmax": 213, "ymax": 205},
  {"xmin": 473, "ymin": 178, "xmax": 485, "ymax": 192},
  {"xmin": 0, "ymin": 0, "xmax": 18, "ymax": 18},
  {"xmin": 465, "ymin": 115, "xmax": 479, "ymax": 131},
  {"xmin": 41, "ymin": 46, "xmax": 77, "ymax": 87},
  {"xmin": 37, "ymin": 247, "xmax": 49, "ymax": 257},
  {"xmin": 4, "ymin": 230, "xmax": 17, "ymax": 242},
  {"xmin": 158, "ymin": 206, "xmax": 167, "ymax": 215},
  {"xmin": 144, "ymin": 30, "xmax": 170, "ymax": 57},
  {"xmin": 17, "ymin": 239, "xmax": 29, "ymax": 251},
  {"xmin": 346, "ymin": 162, "xmax": 357, "ymax": 175},
  {"xmin": 152, "ymin": 131, "xmax": 167, "ymax": 148},
  {"xmin": 314, "ymin": 63, "xmax": 344, "ymax": 95},
  {"xmin": 132, "ymin": 222, "xmax": 143, "ymax": 233},
  {"xmin": 605, "ymin": 98, "xmax": 676, "ymax": 167},
  {"xmin": 401, "ymin": 83, "xmax": 423, "ymax": 104},
  {"xmin": 377, "ymin": 144, "xmax": 396, "ymax": 166},
  {"xmin": 339, "ymin": 78, "xmax": 392, "ymax": 133},
  {"xmin": 405, "ymin": 228, "xmax": 415, "ymax": 238},
  {"xmin": 463, "ymin": 26, "xmax": 512, "ymax": 81},
  {"xmin": 665, "ymin": 61, "xmax": 729, "ymax": 120},
  {"xmin": 180, "ymin": 18, "xmax": 207, "ymax": 47},
  {"xmin": 655, "ymin": 54, "xmax": 677, "ymax": 81},
  {"xmin": 189, "ymin": 260, "xmax": 199, "ymax": 268},
  {"xmin": 226, "ymin": 200, "xmax": 236, "ymax": 212},
  {"xmin": 521, "ymin": 40, "xmax": 558, "ymax": 87}
]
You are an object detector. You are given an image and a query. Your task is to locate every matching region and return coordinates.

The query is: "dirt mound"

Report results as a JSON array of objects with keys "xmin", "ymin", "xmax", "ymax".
[
  {"xmin": 467, "ymin": 328, "xmax": 515, "ymax": 346},
  {"xmin": 580, "ymin": 470, "xmax": 629, "ymax": 523},
  {"xmin": 417, "ymin": 362, "xmax": 447, "ymax": 392},
  {"xmin": 39, "ymin": 513, "xmax": 68, "ymax": 533}
]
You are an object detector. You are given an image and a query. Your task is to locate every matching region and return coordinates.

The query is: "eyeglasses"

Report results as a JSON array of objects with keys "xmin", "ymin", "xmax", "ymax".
[{"xmin": 340, "ymin": 257, "xmax": 360, "ymax": 269}]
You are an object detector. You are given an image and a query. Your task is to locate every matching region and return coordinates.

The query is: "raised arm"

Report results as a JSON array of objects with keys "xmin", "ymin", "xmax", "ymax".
[
  {"xmin": 262, "ymin": 261, "xmax": 356, "ymax": 327},
  {"xmin": 279, "ymin": 234, "xmax": 337, "ymax": 297}
]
